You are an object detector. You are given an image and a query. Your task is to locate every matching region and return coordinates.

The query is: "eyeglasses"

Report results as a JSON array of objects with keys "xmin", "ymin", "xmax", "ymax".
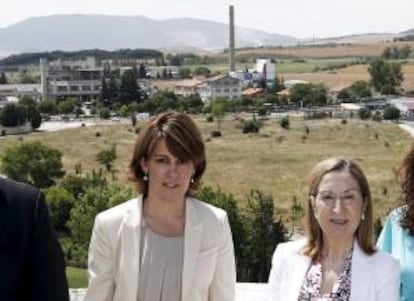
[{"xmin": 316, "ymin": 191, "xmax": 362, "ymax": 206}]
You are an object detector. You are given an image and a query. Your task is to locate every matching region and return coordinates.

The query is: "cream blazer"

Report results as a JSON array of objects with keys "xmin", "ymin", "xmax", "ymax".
[
  {"xmin": 267, "ymin": 239, "xmax": 400, "ymax": 301},
  {"xmin": 84, "ymin": 196, "xmax": 236, "ymax": 301}
]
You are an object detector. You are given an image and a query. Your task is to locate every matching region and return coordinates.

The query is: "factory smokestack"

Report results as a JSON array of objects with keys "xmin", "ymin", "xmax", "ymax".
[{"xmin": 229, "ymin": 5, "xmax": 235, "ymax": 72}]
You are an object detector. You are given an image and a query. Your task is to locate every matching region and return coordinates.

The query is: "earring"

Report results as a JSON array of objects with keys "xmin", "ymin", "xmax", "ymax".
[
  {"xmin": 361, "ymin": 213, "xmax": 365, "ymax": 220},
  {"xmin": 190, "ymin": 178, "xmax": 195, "ymax": 184},
  {"xmin": 143, "ymin": 173, "xmax": 148, "ymax": 182}
]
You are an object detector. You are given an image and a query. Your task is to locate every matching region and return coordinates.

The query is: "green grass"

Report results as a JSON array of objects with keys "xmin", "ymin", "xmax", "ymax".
[{"xmin": 66, "ymin": 266, "xmax": 88, "ymax": 288}]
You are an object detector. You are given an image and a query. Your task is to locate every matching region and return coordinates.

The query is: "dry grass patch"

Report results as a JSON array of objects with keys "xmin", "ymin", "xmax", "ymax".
[
  {"xmin": 282, "ymin": 64, "xmax": 414, "ymax": 91},
  {"xmin": 0, "ymin": 117, "xmax": 411, "ymax": 221}
]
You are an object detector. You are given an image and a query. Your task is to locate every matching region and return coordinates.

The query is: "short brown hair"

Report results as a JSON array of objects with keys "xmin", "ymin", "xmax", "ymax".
[
  {"xmin": 302, "ymin": 158, "xmax": 375, "ymax": 259},
  {"xmin": 129, "ymin": 111, "xmax": 206, "ymax": 195}
]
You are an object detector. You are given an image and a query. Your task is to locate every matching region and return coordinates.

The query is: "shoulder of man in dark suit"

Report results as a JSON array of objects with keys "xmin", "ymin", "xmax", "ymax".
[{"xmin": 0, "ymin": 177, "xmax": 70, "ymax": 301}]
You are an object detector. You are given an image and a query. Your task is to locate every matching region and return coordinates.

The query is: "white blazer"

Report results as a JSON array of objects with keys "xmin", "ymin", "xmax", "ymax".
[
  {"xmin": 84, "ymin": 195, "xmax": 236, "ymax": 301},
  {"xmin": 267, "ymin": 239, "xmax": 400, "ymax": 301}
]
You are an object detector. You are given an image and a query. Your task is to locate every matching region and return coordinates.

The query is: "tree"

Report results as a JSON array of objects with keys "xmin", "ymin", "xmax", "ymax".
[
  {"xmin": 368, "ymin": 58, "xmax": 404, "ymax": 95},
  {"xmin": 120, "ymin": 69, "xmax": 140, "ymax": 103},
  {"xmin": 178, "ymin": 67, "xmax": 192, "ymax": 79},
  {"xmin": 162, "ymin": 68, "xmax": 168, "ymax": 79},
  {"xmin": 358, "ymin": 108, "xmax": 372, "ymax": 120},
  {"xmin": 96, "ymin": 144, "xmax": 117, "ymax": 172},
  {"xmin": 39, "ymin": 99, "xmax": 58, "ymax": 114},
  {"xmin": 399, "ymin": 45, "xmax": 412, "ymax": 59},
  {"xmin": 383, "ymin": 106, "xmax": 400, "ymax": 121},
  {"xmin": 177, "ymin": 94, "xmax": 203, "ymax": 114},
  {"xmin": 99, "ymin": 107, "xmax": 111, "ymax": 119},
  {"xmin": 243, "ymin": 190, "xmax": 288, "ymax": 282},
  {"xmin": 337, "ymin": 88, "xmax": 352, "ymax": 101},
  {"xmin": 58, "ymin": 98, "xmax": 76, "ymax": 115},
  {"xmin": 1, "ymin": 141, "xmax": 65, "ymax": 188},
  {"xmin": 19, "ymin": 95, "xmax": 42, "ymax": 129},
  {"xmin": 138, "ymin": 63, "xmax": 147, "ymax": 79},
  {"xmin": 290, "ymin": 83, "xmax": 328, "ymax": 106},
  {"xmin": 0, "ymin": 103, "xmax": 27, "ymax": 127},
  {"xmin": 193, "ymin": 66, "xmax": 212, "ymax": 77},
  {"xmin": 349, "ymin": 80, "xmax": 372, "ymax": 99},
  {"xmin": 211, "ymin": 98, "xmax": 228, "ymax": 132},
  {"xmin": 195, "ymin": 187, "xmax": 247, "ymax": 280},
  {"xmin": 67, "ymin": 183, "xmax": 133, "ymax": 264},
  {"xmin": 0, "ymin": 72, "xmax": 8, "ymax": 84},
  {"xmin": 44, "ymin": 186, "xmax": 75, "ymax": 231},
  {"xmin": 100, "ymin": 78, "xmax": 110, "ymax": 103}
]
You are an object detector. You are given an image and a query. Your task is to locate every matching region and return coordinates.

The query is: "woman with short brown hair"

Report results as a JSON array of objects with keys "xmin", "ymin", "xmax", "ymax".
[{"xmin": 85, "ymin": 111, "xmax": 236, "ymax": 301}]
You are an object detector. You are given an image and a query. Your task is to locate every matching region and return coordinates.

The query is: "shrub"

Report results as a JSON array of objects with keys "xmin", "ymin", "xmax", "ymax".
[
  {"xmin": 243, "ymin": 190, "xmax": 288, "ymax": 282},
  {"xmin": 372, "ymin": 111, "xmax": 382, "ymax": 122},
  {"xmin": 242, "ymin": 120, "xmax": 262, "ymax": 134},
  {"xmin": 44, "ymin": 186, "xmax": 75, "ymax": 231},
  {"xmin": 211, "ymin": 130, "xmax": 221, "ymax": 137},
  {"xmin": 383, "ymin": 106, "xmax": 400, "ymax": 121},
  {"xmin": 358, "ymin": 108, "xmax": 371, "ymax": 120},
  {"xmin": 280, "ymin": 116, "xmax": 290, "ymax": 129}
]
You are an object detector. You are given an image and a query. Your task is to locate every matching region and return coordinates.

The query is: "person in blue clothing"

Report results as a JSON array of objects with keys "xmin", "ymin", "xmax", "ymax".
[{"xmin": 377, "ymin": 144, "xmax": 414, "ymax": 301}]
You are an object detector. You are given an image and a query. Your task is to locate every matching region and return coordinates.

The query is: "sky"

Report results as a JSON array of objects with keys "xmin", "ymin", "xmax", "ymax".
[{"xmin": 1, "ymin": 0, "xmax": 413, "ymax": 39}]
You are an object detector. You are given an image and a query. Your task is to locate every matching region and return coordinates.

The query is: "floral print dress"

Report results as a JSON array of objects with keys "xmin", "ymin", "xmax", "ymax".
[{"xmin": 297, "ymin": 249, "xmax": 353, "ymax": 301}]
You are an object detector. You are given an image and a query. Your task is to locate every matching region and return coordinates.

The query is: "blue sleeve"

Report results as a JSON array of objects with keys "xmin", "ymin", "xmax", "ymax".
[{"xmin": 377, "ymin": 212, "xmax": 394, "ymax": 253}]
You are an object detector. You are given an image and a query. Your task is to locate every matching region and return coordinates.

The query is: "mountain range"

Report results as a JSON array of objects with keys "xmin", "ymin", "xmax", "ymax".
[
  {"xmin": 0, "ymin": 14, "xmax": 413, "ymax": 56},
  {"xmin": 0, "ymin": 14, "xmax": 298, "ymax": 55}
]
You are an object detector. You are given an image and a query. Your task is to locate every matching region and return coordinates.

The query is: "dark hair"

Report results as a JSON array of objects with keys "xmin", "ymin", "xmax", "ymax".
[
  {"xmin": 129, "ymin": 111, "xmax": 206, "ymax": 196},
  {"xmin": 398, "ymin": 143, "xmax": 414, "ymax": 235},
  {"xmin": 302, "ymin": 158, "xmax": 375, "ymax": 260}
]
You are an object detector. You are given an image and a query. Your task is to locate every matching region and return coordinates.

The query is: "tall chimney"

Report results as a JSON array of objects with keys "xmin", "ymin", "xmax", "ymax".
[{"xmin": 229, "ymin": 5, "xmax": 235, "ymax": 72}]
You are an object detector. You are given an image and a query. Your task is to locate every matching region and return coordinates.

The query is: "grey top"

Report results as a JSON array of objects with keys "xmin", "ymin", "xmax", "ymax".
[{"xmin": 138, "ymin": 220, "xmax": 184, "ymax": 301}]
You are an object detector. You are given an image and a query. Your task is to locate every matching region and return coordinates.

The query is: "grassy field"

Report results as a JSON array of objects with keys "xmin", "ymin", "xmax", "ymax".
[
  {"xmin": 0, "ymin": 116, "xmax": 412, "ymax": 219},
  {"xmin": 4, "ymin": 116, "xmax": 413, "ymax": 288},
  {"xmin": 66, "ymin": 266, "xmax": 88, "ymax": 288},
  {"xmin": 216, "ymin": 41, "xmax": 414, "ymax": 59},
  {"xmin": 282, "ymin": 63, "xmax": 414, "ymax": 92}
]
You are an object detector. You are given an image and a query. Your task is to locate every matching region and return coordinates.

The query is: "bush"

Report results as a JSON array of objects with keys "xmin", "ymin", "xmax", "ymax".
[
  {"xmin": 242, "ymin": 120, "xmax": 262, "ymax": 134},
  {"xmin": 372, "ymin": 111, "xmax": 382, "ymax": 122},
  {"xmin": 99, "ymin": 108, "xmax": 111, "ymax": 119},
  {"xmin": 280, "ymin": 116, "xmax": 290, "ymax": 129},
  {"xmin": 243, "ymin": 190, "xmax": 288, "ymax": 282},
  {"xmin": 383, "ymin": 106, "xmax": 400, "ymax": 121},
  {"xmin": 211, "ymin": 130, "xmax": 221, "ymax": 137},
  {"xmin": 358, "ymin": 108, "xmax": 371, "ymax": 120},
  {"xmin": 44, "ymin": 186, "xmax": 75, "ymax": 231},
  {"xmin": 1, "ymin": 141, "xmax": 65, "ymax": 188},
  {"xmin": 195, "ymin": 187, "xmax": 247, "ymax": 280}
]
